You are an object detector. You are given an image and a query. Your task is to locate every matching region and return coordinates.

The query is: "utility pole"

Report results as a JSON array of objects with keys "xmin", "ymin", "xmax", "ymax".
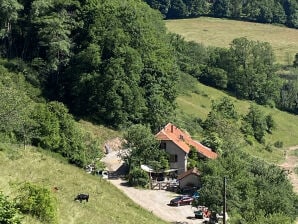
[{"xmin": 223, "ymin": 176, "xmax": 227, "ymax": 224}]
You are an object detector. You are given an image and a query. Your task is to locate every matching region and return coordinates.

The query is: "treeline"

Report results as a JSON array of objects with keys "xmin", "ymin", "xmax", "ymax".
[
  {"xmin": 171, "ymin": 34, "xmax": 298, "ymax": 114},
  {"xmin": 0, "ymin": 63, "xmax": 102, "ymax": 167},
  {"xmin": 187, "ymin": 97, "xmax": 297, "ymax": 223},
  {"xmin": 123, "ymin": 98, "xmax": 298, "ymax": 223},
  {"xmin": 0, "ymin": 0, "xmax": 178, "ymax": 132},
  {"xmin": 144, "ymin": 0, "xmax": 298, "ymax": 28}
]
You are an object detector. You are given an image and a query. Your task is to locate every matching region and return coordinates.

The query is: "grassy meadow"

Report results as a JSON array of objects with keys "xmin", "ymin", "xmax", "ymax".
[
  {"xmin": 0, "ymin": 145, "xmax": 167, "ymax": 224},
  {"xmin": 177, "ymin": 81, "xmax": 298, "ymax": 163},
  {"xmin": 166, "ymin": 17, "xmax": 298, "ymax": 65}
]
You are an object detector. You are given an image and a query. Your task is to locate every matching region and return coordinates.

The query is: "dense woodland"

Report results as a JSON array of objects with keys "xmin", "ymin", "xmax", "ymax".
[
  {"xmin": 145, "ymin": 0, "xmax": 298, "ymax": 28},
  {"xmin": 0, "ymin": 0, "xmax": 298, "ymax": 223}
]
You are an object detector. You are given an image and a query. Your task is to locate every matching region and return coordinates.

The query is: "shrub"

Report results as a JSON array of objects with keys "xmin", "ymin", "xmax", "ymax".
[
  {"xmin": 15, "ymin": 182, "xmax": 58, "ymax": 224},
  {"xmin": 265, "ymin": 143, "xmax": 273, "ymax": 152},
  {"xmin": 128, "ymin": 167, "xmax": 149, "ymax": 188},
  {"xmin": 0, "ymin": 192, "xmax": 23, "ymax": 224},
  {"xmin": 274, "ymin": 141, "xmax": 283, "ymax": 148}
]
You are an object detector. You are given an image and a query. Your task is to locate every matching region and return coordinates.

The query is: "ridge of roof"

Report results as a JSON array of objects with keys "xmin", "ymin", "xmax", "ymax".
[{"xmin": 177, "ymin": 167, "xmax": 201, "ymax": 180}]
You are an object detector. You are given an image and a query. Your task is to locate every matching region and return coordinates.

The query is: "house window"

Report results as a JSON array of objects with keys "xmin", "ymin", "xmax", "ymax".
[
  {"xmin": 169, "ymin": 154, "xmax": 178, "ymax": 163},
  {"xmin": 160, "ymin": 142, "xmax": 166, "ymax": 150}
]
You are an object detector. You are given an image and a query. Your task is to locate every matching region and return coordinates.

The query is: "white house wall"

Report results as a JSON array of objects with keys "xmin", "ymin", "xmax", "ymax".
[{"xmin": 162, "ymin": 140, "xmax": 187, "ymax": 174}]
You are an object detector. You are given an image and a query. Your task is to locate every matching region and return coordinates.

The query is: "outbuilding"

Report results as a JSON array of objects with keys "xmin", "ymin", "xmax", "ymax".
[{"xmin": 177, "ymin": 167, "xmax": 201, "ymax": 190}]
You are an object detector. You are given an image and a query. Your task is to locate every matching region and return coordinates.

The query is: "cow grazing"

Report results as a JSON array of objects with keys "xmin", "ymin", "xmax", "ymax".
[{"xmin": 74, "ymin": 194, "xmax": 89, "ymax": 203}]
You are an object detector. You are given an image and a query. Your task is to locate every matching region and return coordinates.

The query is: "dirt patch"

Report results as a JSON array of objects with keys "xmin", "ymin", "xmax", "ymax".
[
  {"xmin": 104, "ymin": 137, "xmax": 124, "ymax": 151},
  {"xmin": 279, "ymin": 145, "xmax": 298, "ymax": 193}
]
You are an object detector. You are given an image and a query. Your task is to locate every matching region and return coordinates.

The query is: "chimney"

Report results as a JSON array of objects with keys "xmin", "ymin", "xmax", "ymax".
[{"xmin": 171, "ymin": 125, "xmax": 174, "ymax": 133}]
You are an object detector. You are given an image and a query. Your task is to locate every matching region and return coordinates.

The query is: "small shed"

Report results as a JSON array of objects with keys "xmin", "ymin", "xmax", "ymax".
[{"xmin": 177, "ymin": 167, "xmax": 201, "ymax": 189}]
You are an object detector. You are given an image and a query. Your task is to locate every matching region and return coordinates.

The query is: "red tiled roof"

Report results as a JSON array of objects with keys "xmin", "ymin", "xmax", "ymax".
[
  {"xmin": 177, "ymin": 167, "xmax": 201, "ymax": 180},
  {"xmin": 156, "ymin": 123, "xmax": 217, "ymax": 159}
]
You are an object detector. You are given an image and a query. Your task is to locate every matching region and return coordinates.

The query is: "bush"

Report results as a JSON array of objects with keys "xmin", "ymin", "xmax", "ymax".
[
  {"xmin": 265, "ymin": 143, "xmax": 273, "ymax": 152},
  {"xmin": 15, "ymin": 182, "xmax": 58, "ymax": 224},
  {"xmin": 274, "ymin": 141, "xmax": 283, "ymax": 148},
  {"xmin": 128, "ymin": 167, "xmax": 149, "ymax": 188},
  {"xmin": 0, "ymin": 192, "xmax": 23, "ymax": 224}
]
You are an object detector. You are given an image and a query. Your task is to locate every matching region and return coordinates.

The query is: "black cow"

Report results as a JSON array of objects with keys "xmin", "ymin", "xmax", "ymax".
[{"xmin": 74, "ymin": 194, "xmax": 89, "ymax": 203}]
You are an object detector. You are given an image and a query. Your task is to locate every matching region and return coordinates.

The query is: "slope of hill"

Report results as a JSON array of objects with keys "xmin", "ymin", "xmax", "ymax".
[
  {"xmin": 0, "ymin": 145, "xmax": 167, "ymax": 224},
  {"xmin": 176, "ymin": 81, "xmax": 298, "ymax": 163},
  {"xmin": 166, "ymin": 17, "xmax": 298, "ymax": 65}
]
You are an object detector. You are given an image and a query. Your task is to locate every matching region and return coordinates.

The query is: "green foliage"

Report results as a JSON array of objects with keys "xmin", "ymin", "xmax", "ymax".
[
  {"xmin": 294, "ymin": 53, "xmax": 298, "ymax": 67},
  {"xmin": 145, "ymin": 0, "xmax": 297, "ymax": 28},
  {"xmin": 0, "ymin": 192, "xmax": 23, "ymax": 224},
  {"xmin": 128, "ymin": 167, "xmax": 149, "ymax": 187},
  {"xmin": 274, "ymin": 140, "xmax": 283, "ymax": 148},
  {"xmin": 197, "ymin": 150, "xmax": 298, "ymax": 223},
  {"xmin": 29, "ymin": 101, "xmax": 101, "ymax": 167},
  {"xmin": 201, "ymin": 132, "xmax": 223, "ymax": 154},
  {"xmin": 187, "ymin": 146, "xmax": 198, "ymax": 169},
  {"xmin": 0, "ymin": 66, "xmax": 33, "ymax": 134},
  {"xmin": 279, "ymin": 80, "xmax": 298, "ymax": 113},
  {"xmin": 203, "ymin": 97, "xmax": 242, "ymax": 151},
  {"xmin": 122, "ymin": 124, "xmax": 169, "ymax": 171},
  {"xmin": 242, "ymin": 105, "xmax": 275, "ymax": 143},
  {"xmin": 62, "ymin": 0, "xmax": 178, "ymax": 130},
  {"xmin": 228, "ymin": 37, "xmax": 280, "ymax": 105},
  {"xmin": 15, "ymin": 182, "xmax": 58, "ymax": 224}
]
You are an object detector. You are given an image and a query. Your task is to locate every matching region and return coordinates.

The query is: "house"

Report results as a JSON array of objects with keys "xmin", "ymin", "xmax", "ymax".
[
  {"xmin": 177, "ymin": 167, "xmax": 201, "ymax": 190},
  {"xmin": 155, "ymin": 123, "xmax": 217, "ymax": 174}
]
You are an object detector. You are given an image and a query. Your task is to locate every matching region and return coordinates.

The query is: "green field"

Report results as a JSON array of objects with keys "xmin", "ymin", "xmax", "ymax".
[
  {"xmin": 0, "ymin": 145, "xmax": 167, "ymax": 224},
  {"xmin": 166, "ymin": 17, "xmax": 298, "ymax": 65},
  {"xmin": 177, "ymin": 81, "xmax": 298, "ymax": 163}
]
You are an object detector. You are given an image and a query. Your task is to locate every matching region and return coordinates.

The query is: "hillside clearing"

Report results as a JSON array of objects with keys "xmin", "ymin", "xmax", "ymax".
[
  {"xmin": 177, "ymin": 82, "xmax": 298, "ymax": 163},
  {"xmin": 166, "ymin": 17, "xmax": 298, "ymax": 65},
  {"xmin": 0, "ymin": 146, "xmax": 167, "ymax": 224}
]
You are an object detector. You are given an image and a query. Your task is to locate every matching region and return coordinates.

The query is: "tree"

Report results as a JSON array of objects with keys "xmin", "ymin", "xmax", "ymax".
[
  {"xmin": 242, "ymin": 105, "xmax": 268, "ymax": 143},
  {"xmin": 122, "ymin": 124, "xmax": 169, "ymax": 172},
  {"xmin": 64, "ymin": 0, "xmax": 178, "ymax": 130},
  {"xmin": 227, "ymin": 37, "xmax": 280, "ymax": 105},
  {"xmin": 212, "ymin": 0, "xmax": 231, "ymax": 17},
  {"xmin": 167, "ymin": 0, "xmax": 188, "ymax": 18},
  {"xmin": 203, "ymin": 97, "xmax": 241, "ymax": 151},
  {"xmin": 0, "ymin": 66, "xmax": 33, "ymax": 142},
  {"xmin": 294, "ymin": 53, "xmax": 298, "ymax": 67},
  {"xmin": 279, "ymin": 80, "xmax": 298, "ymax": 113},
  {"xmin": 0, "ymin": 0, "xmax": 23, "ymax": 57},
  {"xmin": 197, "ymin": 150, "xmax": 298, "ymax": 223}
]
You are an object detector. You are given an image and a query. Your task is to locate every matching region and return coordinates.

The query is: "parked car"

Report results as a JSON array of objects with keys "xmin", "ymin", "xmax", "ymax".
[{"xmin": 169, "ymin": 195, "xmax": 194, "ymax": 206}]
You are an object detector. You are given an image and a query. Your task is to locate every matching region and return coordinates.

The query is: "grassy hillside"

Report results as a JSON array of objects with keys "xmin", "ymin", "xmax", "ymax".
[
  {"xmin": 0, "ymin": 145, "xmax": 167, "ymax": 224},
  {"xmin": 166, "ymin": 17, "xmax": 298, "ymax": 65},
  {"xmin": 177, "ymin": 81, "xmax": 298, "ymax": 163}
]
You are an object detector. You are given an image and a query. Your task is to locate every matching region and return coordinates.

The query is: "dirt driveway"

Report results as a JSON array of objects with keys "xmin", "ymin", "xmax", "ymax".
[
  {"xmin": 109, "ymin": 178, "xmax": 204, "ymax": 224},
  {"xmin": 101, "ymin": 150, "xmax": 206, "ymax": 224},
  {"xmin": 102, "ymin": 144, "xmax": 298, "ymax": 224}
]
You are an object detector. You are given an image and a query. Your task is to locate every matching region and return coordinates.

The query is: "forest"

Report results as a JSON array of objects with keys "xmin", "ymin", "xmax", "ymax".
[
  {"xmin": 145, "ymin": 0, "xmax": 298, "ymax": 28},
  {"xmin": 0, "ymin": 0, "xmax": 298, "ymax": 223}
]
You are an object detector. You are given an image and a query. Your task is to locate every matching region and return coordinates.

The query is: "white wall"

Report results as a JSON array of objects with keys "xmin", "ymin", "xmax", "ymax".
[{"xmin": 162, "ymin": 140, "xmax": 187, "ymax": 174}]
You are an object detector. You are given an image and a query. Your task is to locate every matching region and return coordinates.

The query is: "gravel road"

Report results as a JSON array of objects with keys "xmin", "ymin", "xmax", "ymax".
[{"xmin": 102, "ymin": 150, "xmax": 206, "ymax": 224}]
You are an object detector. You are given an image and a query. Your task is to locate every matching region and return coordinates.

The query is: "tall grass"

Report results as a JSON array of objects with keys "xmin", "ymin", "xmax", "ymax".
[
  {"xmin": 176, "ymin": 82, "xmax": 298, "ymax": 163},
  {"xmin": 0, "ymin": 146, "xmax": 167, "ymax": 224},
  {"xmin": 166, "ymin": 17, "xmax": 298, "ymax": 65}
]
